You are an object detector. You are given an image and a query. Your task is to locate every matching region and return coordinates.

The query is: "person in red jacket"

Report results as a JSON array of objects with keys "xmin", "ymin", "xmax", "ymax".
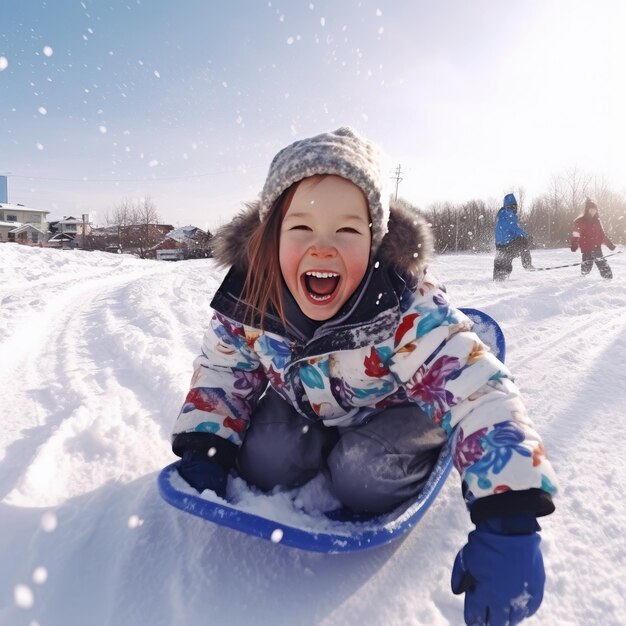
[{"xmin": 570, "ymin": 198, "xmax": 616, "ymax": 279}]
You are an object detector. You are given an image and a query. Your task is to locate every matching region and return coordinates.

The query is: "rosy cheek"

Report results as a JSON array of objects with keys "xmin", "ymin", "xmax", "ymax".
[{"xmin": 279, "ymin": 244, "xmax": 300, "ymax": 281}]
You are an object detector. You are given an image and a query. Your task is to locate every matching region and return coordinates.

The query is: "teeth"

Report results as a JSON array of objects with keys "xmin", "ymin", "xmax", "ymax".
[
  {"xmin": 310, "ymin": 294, "xmax": 332, "ymax": 301},
  {"xmin": 305, "ymin": 271, "xmax": 339, "ymax": 279}
]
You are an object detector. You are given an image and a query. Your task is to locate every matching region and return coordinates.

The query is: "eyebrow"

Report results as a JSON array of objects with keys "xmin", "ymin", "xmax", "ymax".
[{"xmin": 283, "ymin": 211, "xmax": 368, "ymax": 222}]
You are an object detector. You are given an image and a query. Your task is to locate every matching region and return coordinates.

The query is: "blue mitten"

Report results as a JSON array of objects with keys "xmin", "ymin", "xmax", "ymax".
[
  {"xmin": 177, "ymin": 449, "xmax": 228, "ymax": 498},
  {"xmin": 451, "ymin": 516, "xmax": 545, "ymax": 626}
]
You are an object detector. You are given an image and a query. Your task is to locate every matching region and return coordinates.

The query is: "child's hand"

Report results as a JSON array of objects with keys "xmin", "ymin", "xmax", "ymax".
[
  {"xmin": 451, "ymin": 516, "xmax": 545, "ymax": 626},
  {"xmin": 177, "ymin": 450, "xmax": 228, "ymax": 498},
  {"xmin": 570, "ymin": 243, "xmax": 578, "ymax": 252}
]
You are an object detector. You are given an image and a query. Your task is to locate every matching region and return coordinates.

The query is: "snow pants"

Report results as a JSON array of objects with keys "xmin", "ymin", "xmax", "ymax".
[
  {"xmin": 581, "ymin": 248, "xmax": 612, "ymax": 279},
  {"xmin": 236, "ymin": 388, "xmax": 447, "ymax": 514},
  {"xmin": 493, "ymin": 236, "xmax": 533, "ymax": 280}
]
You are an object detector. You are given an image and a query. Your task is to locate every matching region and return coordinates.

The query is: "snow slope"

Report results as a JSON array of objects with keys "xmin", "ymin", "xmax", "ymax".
[{"xmin": 1, "ymin": 244, "xmax": 624, "ymax": 626}]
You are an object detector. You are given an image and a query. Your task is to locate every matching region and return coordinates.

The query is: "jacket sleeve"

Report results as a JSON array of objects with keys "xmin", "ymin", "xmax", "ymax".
[
  {"xmin": 171, "ymin": 311, "xmax": 268, "ymax": 449},
  {"xmin": 571, "ymin": 218, "xmax": 581, "ymax": 251},
  {"xmin": 510, "ymin": 214, "xmax": 530, "ymax": 239},
  {"xmin": 387, "ymin": 271, "xmax": 557, "ymax": 518},
  {"xmin": 600, "ymin": 222, "xmax": 615, "ymax": 249}
]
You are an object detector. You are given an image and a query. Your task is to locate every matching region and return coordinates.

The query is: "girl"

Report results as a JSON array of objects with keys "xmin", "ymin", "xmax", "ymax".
[
  {"xmin": 571, "ymin": 198, "xmax": 616, "ymax": 279},
  {"xmin": 172, "ymin": 127, "xmax": 557, "ymax": 626}
]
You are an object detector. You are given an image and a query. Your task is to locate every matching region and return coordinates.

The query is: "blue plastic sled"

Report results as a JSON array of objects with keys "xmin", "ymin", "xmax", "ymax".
[{"xmin": 159, "ymin": 308, "xmax": 505, "ymax": 553}]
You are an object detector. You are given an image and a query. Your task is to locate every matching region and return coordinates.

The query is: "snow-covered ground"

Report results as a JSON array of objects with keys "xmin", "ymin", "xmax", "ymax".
[{"xmin": 1, "ymin": 243, "xmax": 624, "ymax": 626}]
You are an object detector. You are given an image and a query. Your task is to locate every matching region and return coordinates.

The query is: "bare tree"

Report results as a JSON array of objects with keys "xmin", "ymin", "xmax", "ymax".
[
  {"xmin": 510, "ymin": 186, "xmax": 526, "ymax": 213},
  {"xmin": 106, "ymin": 198, "xmax": 135, "ymax": 251},
  {"xmin": 528, "ymin": 176, "xmax": 564, "ymax": 247},
  {"xmin": 561, "ymin": 167, "xmax": 591, "ymax": 216},
  {"xmin": 101, "ymin": 196, "xmax": 167, "ymax": 257},
  {"xmin": 131, "ymin": 196, "xmax": 161, "ymax": 258}
]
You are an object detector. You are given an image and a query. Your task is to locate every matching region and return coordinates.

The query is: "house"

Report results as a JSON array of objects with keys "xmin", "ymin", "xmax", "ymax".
[
  {"xmin": 55, "ymin": 216, "xmax": 91, "ymax": 238},
  {"xmin": 47, "ymin": 232, "xmax": 78, "ymax": 249},
  {"xmin": 8, "ymin": 223, "xmax": 48, "ymax": 245},
  {"xmin": 152, "ymin": 225, "xmax": 213, "ymax": 261},
  {"xmin": 154, "ymin": 237, "xmax": 186, "ymax": 261},
  {"xmin": 0, "ymin": 203, "xmax": 50, "ymax": 244},
  {"xmin": 47, "ymin": 215, "xmax": 92, "ymax": 248}
]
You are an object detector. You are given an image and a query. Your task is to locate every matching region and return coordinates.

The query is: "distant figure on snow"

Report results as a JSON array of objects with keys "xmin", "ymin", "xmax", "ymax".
[
  {"xmin": 570, "ymin": 198, "xmax": 615, "ymax": 279},
  {"xmin": 493, "ymin": 193, "xmax": 534, "ymax": 280}
]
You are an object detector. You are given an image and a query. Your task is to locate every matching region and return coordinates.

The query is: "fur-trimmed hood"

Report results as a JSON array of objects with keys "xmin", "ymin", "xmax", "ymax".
[{"xmin": 211, "ymin": 198, "xmax": 433, "ymax": 278}]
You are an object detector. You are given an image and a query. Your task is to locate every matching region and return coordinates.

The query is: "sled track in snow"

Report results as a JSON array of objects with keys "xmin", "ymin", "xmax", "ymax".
[{"xmin": 0, "ymin": 263, "xmax": 180, "ymax": 504}]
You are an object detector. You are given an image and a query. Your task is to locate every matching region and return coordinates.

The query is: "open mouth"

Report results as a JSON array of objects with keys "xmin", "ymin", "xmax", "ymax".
[{"xmin": 301, "ymin": 271, "xmax": 341, "ymax": 303}]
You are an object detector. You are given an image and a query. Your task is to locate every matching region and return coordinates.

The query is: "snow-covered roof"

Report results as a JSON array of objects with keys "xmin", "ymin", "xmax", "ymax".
[
  {"xmin": 48, "ymin": 232, "xmax": 75, "ymax": 241},
  {"xmin": 166, "ymin": 225, "xmax": 206, "ymax": 242},
  {"xmin": 0, "ymin": 202, "xmax": 49, "ymax": 214},
  {"xmin": 9, "ymin": 223, "xmax": 47, "ymax": 235},
  {"xmin": 57, "ymin": 216, "xmax": 87, "ymax": 224},
  {"xmin": 0, "ymin": 220, "xmax": 23, "ymax": 228},
  {"xmin": 90, "ymin": 226, "xmax": 118, "ymax": 236}
]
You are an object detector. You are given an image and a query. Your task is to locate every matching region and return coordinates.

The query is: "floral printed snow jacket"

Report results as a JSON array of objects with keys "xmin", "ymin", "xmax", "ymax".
[{"xmin": 172, "ymin": 202, "xmax": 557, "ymax": 515}]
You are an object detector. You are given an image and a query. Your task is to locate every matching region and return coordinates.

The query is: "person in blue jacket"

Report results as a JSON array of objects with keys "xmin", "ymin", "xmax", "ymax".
[{"xmin": 493, "ymin": 193, "xmax": 534, "ymax": 280}]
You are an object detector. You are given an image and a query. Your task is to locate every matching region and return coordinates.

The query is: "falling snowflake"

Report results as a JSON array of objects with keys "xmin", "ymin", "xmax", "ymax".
[
  {"xmin": 32, "ymin": 567, "xmax": 48, "ymax": 584},
  {"xmin": 128, "ymin": 515, "xmax": 144, "ymax": 529},
  {"xmin": 14, "ymin": 584, "xmax": 34, "ymax": 609},
  {"xmin": 38, "ymin": 107, "xmax": 47, "ymax": 115},
  {"xmin": 42, "ymin": 46, "xmax": 54, "ymax": 57},
  {"xmin": 0, "ymin": 56, "xmax": 8, "ymax": 71}
]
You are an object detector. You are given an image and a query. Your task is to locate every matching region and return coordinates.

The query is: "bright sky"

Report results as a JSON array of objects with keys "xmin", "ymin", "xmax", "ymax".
[{"xmin": 1, "ymin": 0, "xmax": 625, "ymax": 231}]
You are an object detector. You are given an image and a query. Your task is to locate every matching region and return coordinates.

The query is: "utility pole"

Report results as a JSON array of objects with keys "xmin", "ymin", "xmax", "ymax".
[
  {"xmin": 82, "ymin": 213, "xmax": 87, "ymax": 249},
  {"xmin": 391, "ymin": 164, "xmax": 403, "ymax": 200}
]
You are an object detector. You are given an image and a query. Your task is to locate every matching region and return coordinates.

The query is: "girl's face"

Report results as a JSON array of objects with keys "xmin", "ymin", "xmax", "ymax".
[{"xmin": 279, "ymin": 175, "xmax": 372, "ymax": 321}]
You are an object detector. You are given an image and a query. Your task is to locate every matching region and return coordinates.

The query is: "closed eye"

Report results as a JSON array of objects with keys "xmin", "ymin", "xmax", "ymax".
[
  {"xmin": 289, "ymin": 225, "xmax": 312, "ymax": 231},
  {"xmin": 337, "ymin": 227, "xmax": 362, "ymax": 234}
]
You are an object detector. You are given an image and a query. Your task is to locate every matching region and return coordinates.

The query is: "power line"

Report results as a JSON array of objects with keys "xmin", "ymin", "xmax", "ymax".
[{"xmin": 4, "ymin": 166, "xmax": 266, "ymax": 184}]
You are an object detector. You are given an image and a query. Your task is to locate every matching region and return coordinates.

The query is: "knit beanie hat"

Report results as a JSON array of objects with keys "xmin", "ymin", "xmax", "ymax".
[
  {"xmin": 259, "ymin": 127, "xmax": 389, "ymax": 254},
  {"xmin": 585, "ymin": 198, "xmax": 598, "ymax": 210}
]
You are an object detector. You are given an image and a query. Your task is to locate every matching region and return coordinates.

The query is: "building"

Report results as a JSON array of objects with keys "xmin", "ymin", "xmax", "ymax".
[
  {"xmin": 152, "ymin": 225, "xmax": 212, "ymax": 261},
  {"xmin": 0, "ymin": 202, "xmax": 50, "ymax": 245},
  {"xmin": 47, "ymin": 215, "xmax": 92, "ymax": 248}
]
